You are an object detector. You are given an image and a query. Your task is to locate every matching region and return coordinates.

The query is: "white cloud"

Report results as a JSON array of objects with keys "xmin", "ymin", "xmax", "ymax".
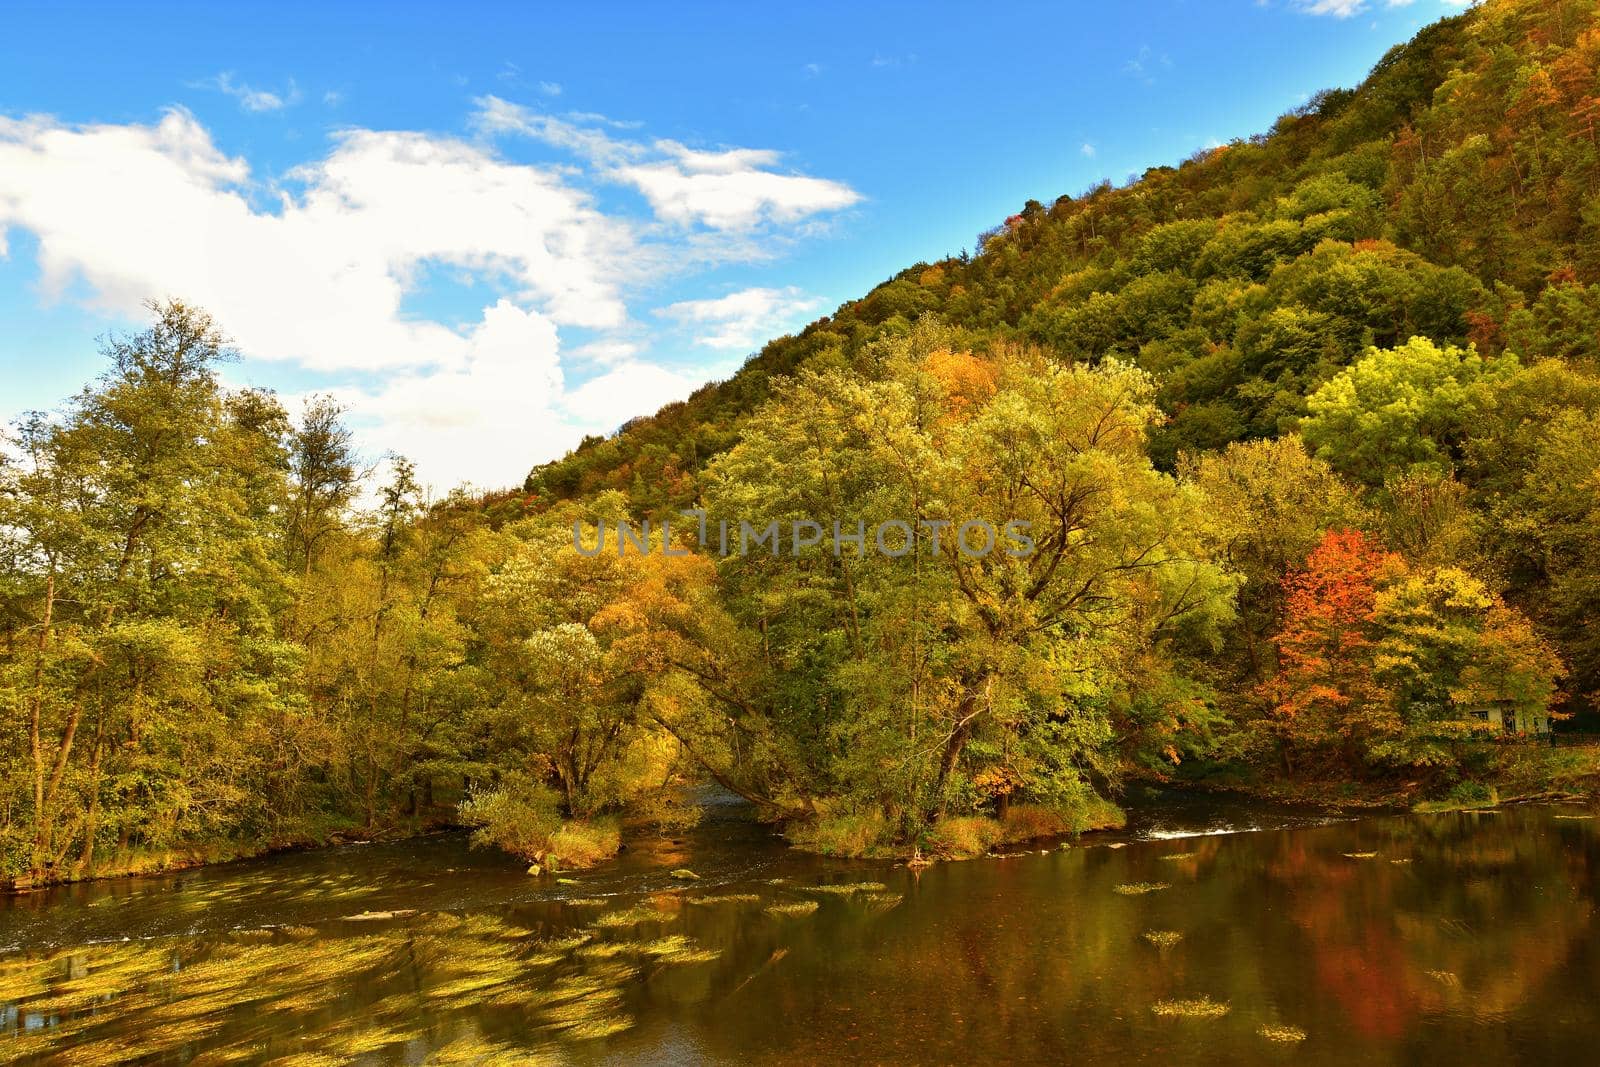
[
  {"xmin": 200, "ymin": 72, "xmax": 300, "ymax": 113},
  {"xmin": 1297, "ymin": 0, "xmax": 1424, "ymax": 16},
  {"xmin": 1081, "ymin": 143, "xmax": 1096, "ymax": 157},
  {"xmin": 0, "ymin": 105, "xmax": 856, "ymax": 490},
  {"xmin": 658, "ymin": 286, "xmax": 821, "ymax": 351},
  {"xmin": 473, "ymin": 96, "xmax": 862, "ymax": 231},
  {"xmin": 1295, "ymin": 0, "xmax": 1366, "ymax": 15},
  {"xmin": 471, "ymin": 97, "xmax": 639, "ymax": 165},
  {"xmin": 0, "ymin": 110, "xmax": 628, "ymax": 375},
  {"xmin": 616, "ymin": 158, "xmax": 858, "ymax": 229},
  {"xmin": 564, "ymin": 361, "xmax": 700, "ymax": 426},
  {"xmin": 342, "ymin": 300, "xmax": 567, "ymax": 490},
  {"xmin": 569, "ymin": 339, "xmax": 642, "ymax": 366}
]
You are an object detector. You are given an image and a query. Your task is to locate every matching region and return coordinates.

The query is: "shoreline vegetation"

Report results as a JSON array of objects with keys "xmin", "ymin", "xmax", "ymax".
[
  {"xmin": 11, "ymin": 764, "xmax": 1598, "ymax": 893},
  {"xmin": 8, "ymin": 0, "xmax": 1600, "ymax": 892}
]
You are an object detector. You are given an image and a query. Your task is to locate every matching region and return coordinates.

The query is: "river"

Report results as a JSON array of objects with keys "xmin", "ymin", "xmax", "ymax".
[{"xmin": 2, "ymin": 788, "xmax": 1597, "ymax": 1065}]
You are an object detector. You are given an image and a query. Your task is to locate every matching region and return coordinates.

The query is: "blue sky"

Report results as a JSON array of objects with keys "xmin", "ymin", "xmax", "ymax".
[{"xmin": 0, "ymin": 0, "xmax": 1471, "ymax": 490}]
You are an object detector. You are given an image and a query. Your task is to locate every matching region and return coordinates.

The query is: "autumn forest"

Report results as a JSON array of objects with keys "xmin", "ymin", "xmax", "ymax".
[{"xmin": 6, "ymin": 0, "xmax": 1600, "ymax": 890}]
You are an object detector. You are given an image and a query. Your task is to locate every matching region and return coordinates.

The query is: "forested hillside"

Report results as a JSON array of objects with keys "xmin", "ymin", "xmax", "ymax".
[
  {"xmin": 5, "ymin": 0, "xmax": 1600, "ymax": 888},
  {"xmin": 530, "ymin": 0, "xmax": 1600, "ymax": 501}
]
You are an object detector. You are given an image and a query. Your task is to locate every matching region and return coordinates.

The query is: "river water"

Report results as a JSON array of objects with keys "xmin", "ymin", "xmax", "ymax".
[{"xmin": 2, "ymin": 788, "xmax": 1597, "ymax": 1065}]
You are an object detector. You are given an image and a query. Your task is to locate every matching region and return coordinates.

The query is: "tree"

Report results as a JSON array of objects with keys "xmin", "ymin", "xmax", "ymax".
[
  {"xmin": 286, "ymin": 395, "xmax": 358, "ymax": 616},
  {"xmin": 1301, "ymin": 337, "xmax": 1518, "ymax": 486},
  {"xmin": 1371, "ymin": 568, "xmax": 1560, "ymax": 730},
  {"xmin": 672, "ymin": 334, "xmax": 1237, "ymax": 839},
  {"xmin": 1263, "ymin": 529, "xmax": 1397, "ymax": 766},
  {"xmin": 0, "ymin": 300, "xmax": 304, "ymax": 882},
  {"xmin": 1183, "ymin": 437, "xmax": 1365, "ymax": 682}
]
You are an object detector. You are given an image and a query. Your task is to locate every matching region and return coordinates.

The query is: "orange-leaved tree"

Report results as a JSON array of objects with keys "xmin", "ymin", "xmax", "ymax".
[{"xmin": 1262, "ymin": 529, "xmax": 1400, "ymax": 769}]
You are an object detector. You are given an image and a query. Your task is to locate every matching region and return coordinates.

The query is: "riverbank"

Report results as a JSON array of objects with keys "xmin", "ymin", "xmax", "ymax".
[
  {"xmin": 785, "ymin": 795, "xmax": 1129, "ymax": 861},
  {"xmin": 4, "ymin": 840, "xmax": 287, "ymax": 894},
  {"xmin": 11, "ymin": 742, "xmax": 1593, "ymax": 895},
  {"xmin": 3, "ymin": 789, "xmax": 1131, "ymax": 895},
  {"xmin": 2, "ymin": 815, "xmax": 459, "ymax": 894},
  {"xmin": 1155, "ymin": 741, "xmax": 1600, "ymax": 815}
]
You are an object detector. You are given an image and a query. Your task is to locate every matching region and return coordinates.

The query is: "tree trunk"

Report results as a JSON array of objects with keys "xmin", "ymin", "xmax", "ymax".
[
  {"xmin": 77, "ymin": 728, "xmax": 106, "ymax": 877},
  {"xmin": 29, "ymin": 572, "xmax": 55, "ymax": 880},
  {"xmin": 931, "ymin": 685, "xmax": 986, "ymax": 819}
]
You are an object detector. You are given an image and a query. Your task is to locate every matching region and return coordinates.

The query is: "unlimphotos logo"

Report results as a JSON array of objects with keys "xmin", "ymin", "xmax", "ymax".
[{"xmin": 574, "ymin": 510, "xmax": 1035, "ymax": 558}]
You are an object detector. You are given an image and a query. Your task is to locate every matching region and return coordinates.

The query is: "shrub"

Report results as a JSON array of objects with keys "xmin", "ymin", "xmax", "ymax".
[
  {"xmin": 1413, "ymin": 778, "xmax": 1499, "ymax": 813},
  {"xmin": 545, "ymin": 818, "xmax": 621, "ymax": 869},
  {"xmin": 459, "ymin": 775, "xmax": 562, "ymax": 861},
  {"xmin": 788, "ymin": 808, "xmax": 890, "ymax": 857},
  {"xmin": 1000, "ymin": 804, "xmax": 1071, "ymax": 842},
  {"xmin": 1449, "ymin": 779, "xmax": 1496, "ymax": 806},
  {"xmin": 1076, "ymin": 794, "xmax": 1129, "ymax": 832},
  {"xmin": 1000, "ymin": 796, "xmax": 1127, "ymax": 843},
  {"xmin": 925, "ymin": 816, "xmax": 1004, "ymax": 859},
  {"xmin": 458, "ymin": 774, "xmax": 620, "ymax": 869}
]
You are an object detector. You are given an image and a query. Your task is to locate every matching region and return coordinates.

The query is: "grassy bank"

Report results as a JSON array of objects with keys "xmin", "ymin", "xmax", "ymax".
[
  {"xmin": 787, "ymin": 797, "xmax": 1128, "ymax": 861},
  {"xmin": 2, "ymin": 813, "xmax": 458, "ymax": 893},
  {"xmin": 1157, "ymin": 741, "xmax": 1600, "ymax": 815},
  {"xmin": 5, "ymin": 841, "xmax": 287, "ymax": 892}
]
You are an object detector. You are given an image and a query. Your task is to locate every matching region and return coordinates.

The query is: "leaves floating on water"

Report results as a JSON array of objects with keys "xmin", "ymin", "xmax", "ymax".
[
  {"xmin": 1157, "ymin": 851, "xmax": 1196, "ymax": 861},
  {"xmin": 639, "ymin": 936, "xmax": 721, "ymax": 965},
  {"xmin": 591, "ymin": 905, "xmax": 677, "ymax": 928},
  {"xmin": 256, "ymin": 1052, "xmax": 345, "ymax": 1067},
  {"xmin": 1342, "ymin": 851, "xmax": 1378, "ymax": 859},
  {"xmin": 575, "ymin": 941, "xmax": 632, "ymax": 961},
  {"xmin": 537, "ymin": 932, "xmax": 593, "ymax": 952},
  {"xmin": 1142, "ymin": 930, "xmax": 1183, "ymax": 947},
  {"xmin": 323, "ymin": 1023, "xmax": 415, "ymax": 1057},
  {"xmin": 561, "ymin": 1016, "xmax": 633, "ymax": 1041},
  {"xmin": 1113, "ymin": 882, "xmax": 1171, "ymax": 895},
  {"xmin": 1151, "ymin": 996, "xmax": 1230, "ymax": 1018},
  {"xmin": 425, "ymin": 1034, "xmax": 561, "ymax": 1065},
  {"xmin": 764, "ymin": 900, "xmax": 820, "ymax": 917},
  {"xmin": 1258, "ymin": 1024, "xmax": 1307, "ymax": 1042},
  {"xmin": 686, "ymin": 893, "xmax": 762, "ymax": 905},
  {"xmin": 805, "ymin": 881, "xmax": 889, "ymax": 895},
  {"xmin": 1554, "ymin": 814, "xmax": 1595, "ymax": 820},
  {"xmin": 1425, "ymin": 969, "xmax": 1461, "ymax": 987}
]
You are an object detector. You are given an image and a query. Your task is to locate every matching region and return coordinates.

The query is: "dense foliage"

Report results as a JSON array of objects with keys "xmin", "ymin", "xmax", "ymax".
[{"xmin": 5, "ymin": 0, "xmax": 1600, "ymax": 884}]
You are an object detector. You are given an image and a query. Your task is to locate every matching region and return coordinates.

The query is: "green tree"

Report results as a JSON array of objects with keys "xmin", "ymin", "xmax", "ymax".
[{"xmin": 1302, "ymin": 337, "xmax": 1518, "ymax": 485}]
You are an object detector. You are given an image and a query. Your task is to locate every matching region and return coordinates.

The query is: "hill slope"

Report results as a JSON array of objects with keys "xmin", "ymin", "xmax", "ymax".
[{"xmin": 526, "ymin": 0, "xmax": 1600, "ymax": 510}]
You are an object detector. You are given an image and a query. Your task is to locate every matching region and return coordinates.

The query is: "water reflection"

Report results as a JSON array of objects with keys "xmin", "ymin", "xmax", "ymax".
[{"xmin": 0, "ymin": 800, "xmax": 1596, "ymax": 1065}]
